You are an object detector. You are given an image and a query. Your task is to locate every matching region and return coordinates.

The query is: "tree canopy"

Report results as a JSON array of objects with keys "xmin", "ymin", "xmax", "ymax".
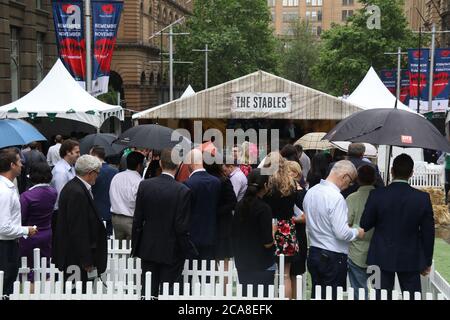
[
  {"xmin": 312, "ymin": 0, "xmax": 424, "ymax": 96},
  {"xmin": 174, "ymin": 0, "xmax": 279, "ymax": 90}
]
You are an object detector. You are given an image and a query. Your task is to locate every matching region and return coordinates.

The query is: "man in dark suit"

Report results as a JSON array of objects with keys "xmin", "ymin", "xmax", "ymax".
[
  {"xmin": 90, "ymin": 146, "xmax": 118, "ymax": 238},
  {"xmin": 184, "ymin": 149, "xmax": 221, "ymax": 261},
  {"xmin": 360, "ymin": 153, "xmax": 435, "ymax": 297},
  {"xmin": 53, "ymin": 155, "xmax": 107, "ymax": 290},
  {"xmin": 132, "ymin": 148, "xmax": 193, "ymax": 298},
  {"xmin": 341, "ymin": 143, "xmax": 384, "ymax": 198}
]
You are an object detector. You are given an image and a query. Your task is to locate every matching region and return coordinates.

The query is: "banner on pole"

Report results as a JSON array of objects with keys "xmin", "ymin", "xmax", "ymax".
[
  {"xmin": 400, "ymin": 69, "xmax": 410, "ymax": 106},
  {"xmin": 91, "ymin": 0, "xmax": 123, "ymax": 96},
  {"xmin": 431, "ymin": 48, "xmax": 450, "ymax": 113},
  {"xmin": 52, "ymin": 0, "xmax": 86, "ymax": 89},
  {"xmin": 379, "ymin": 69, "xmax": 397, "ymax": 96},
  {"xmin": 408, "ymin": 48, "xmax": 430, "ymax": 112}
]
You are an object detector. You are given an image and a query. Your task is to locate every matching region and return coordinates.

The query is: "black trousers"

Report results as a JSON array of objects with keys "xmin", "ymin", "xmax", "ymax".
[
  {"xmin": 307, "ymin": 246, "xmax": 348, "ymax": 300},
  {"xmin": 237, "ymin": 269, "xmax": 275, "ymax": 297},
  {"xmin": 0, "ymin": 240, "xmax": 20, "ymax": 296},
  {"xmin": 378, "ymin": 270, "xmax": 421, "ymax": 299},
  {"xmin": 141, "ymin": 259, "xmax": 184, "ymax": 299}
]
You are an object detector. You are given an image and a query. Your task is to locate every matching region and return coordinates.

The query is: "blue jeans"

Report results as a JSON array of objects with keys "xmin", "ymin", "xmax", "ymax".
[
  {"xmin": 347, "ymin": 258, "xmax": 368, "ymax": 299},
  {"xmin": 307, "ymin": 246, "xmax": 348, "ymax": 299}
]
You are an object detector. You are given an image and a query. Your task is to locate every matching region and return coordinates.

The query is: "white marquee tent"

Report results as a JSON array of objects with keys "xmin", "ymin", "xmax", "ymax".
[
  {"xmin": 0, "ymin": 59, "xmax": 123, "ymax": 129},
  {"xmin": 346, "ymin": 66, "xmax": 414, "ymax": 113}
]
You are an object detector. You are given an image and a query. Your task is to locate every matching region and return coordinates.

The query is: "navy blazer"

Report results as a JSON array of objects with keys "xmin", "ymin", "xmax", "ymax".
[
  {"xmin": 184, "ymin": 170, "xmax": 221, "ymax": 247},
  {"xmin": 132, "ymin": 174, "xmax": 192, "ymax": 265},
  {"xmin": 360, "ymin": 182, "xmax": 435, "ymax": 272},
  {"xmin": 92, "ymin": 163, "xmax": 118, "ymax": 221}
]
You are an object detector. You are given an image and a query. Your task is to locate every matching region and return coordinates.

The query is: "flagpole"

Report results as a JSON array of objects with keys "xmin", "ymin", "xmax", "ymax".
[
  {"xmin": 428, "ymin": 24, "xmax": 436, "ymax": 113},
  {"xmin": 85, "ymin": 0, "xmax": 92, "ymax": 94}
]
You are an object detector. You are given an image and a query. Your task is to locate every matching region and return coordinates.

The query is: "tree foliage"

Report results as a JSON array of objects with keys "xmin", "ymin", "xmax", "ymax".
[
  {"xmin": 174, "ymin": 0, "xmax": 279, "ymax": 90},
  {"xmin": 312, "ymin": 0, "xmax": 425, "ymax": 96},
  {"xmin": 279, "ymin": 20, "xmax": 320, "ymax": 87}
]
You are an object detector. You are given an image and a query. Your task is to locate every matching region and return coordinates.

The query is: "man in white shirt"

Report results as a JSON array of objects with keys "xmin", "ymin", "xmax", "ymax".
[
  {"xmin": 223, "ymin": 162, "xmax": 247, "ymax": 201},
  {"xmin": 109, "ymin": 151, "xmax": 144, "ymax": 240},
  {"xmin": 51, "ymin": 140, "xmax": 80, "ymax": 210},
  {"xmin": 303, "ymin": 160, "xmax": 364, "ymax": 299},
  {"xmin": 47, "ymin": 135, "xmax": 63, "ymax": 168},
  {"xmin": 0, "ymin": 148, "xmax": 38, "ymax": 296}
]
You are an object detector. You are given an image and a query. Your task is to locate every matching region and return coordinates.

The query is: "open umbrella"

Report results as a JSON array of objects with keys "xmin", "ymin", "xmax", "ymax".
[
  {"xmin": 114, "ymin": 124, "xmax": 191, "ymax": 150},
  {"xmin": 330, "ymin": 141, "xmax": 378, "ymax": 158},
  {"xmin": 0, "ymin": 119, "xmax": 46, "ymax": 149},
  {"xmin": 294, "ymin": 132, "xmax": 333, "ymax": 151},
  {"xmin": 79, "ymin": 133, "xmax": 124, "ymax": 156},
  {"xmin": 323, "ymin": 108, "xmax": 450, "ymax": 152}
]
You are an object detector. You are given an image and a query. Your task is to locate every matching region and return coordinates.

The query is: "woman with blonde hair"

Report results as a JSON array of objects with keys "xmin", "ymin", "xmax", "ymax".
[
  {"xmin": 286, "ymin": 160, "xmax": 308, "ymax": 299},
  {"xmin": 239, "ymin": 141, "xmax": 254, "ymax": 177},
  {"xmin": 263, "ymin": 153, "xmax": 301, "ymax": 299}
]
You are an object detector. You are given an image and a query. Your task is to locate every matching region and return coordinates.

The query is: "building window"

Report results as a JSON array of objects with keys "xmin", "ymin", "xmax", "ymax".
[
  {"xmin": 342, "ymin": 10, "xmax": 353, "ymax": 21},
  {"xmin": 141, "ymin": 71, "xmax": 146, "ymax": 85},
  {"xmin": 317, "ymin": 26, "xmax": 322, "ymax": 36},
  {"xmin": 318, "ymin": 10, "xmax": 322, "ymax": 21},
  {"xmin": 283, "ymin": 12, "xmax": 298, "ymax": 22},
  {"xmin": 36, "ymin": 0, "xmax": 42, "ymax": 9},
  {"xmin": 342, "ymin": 0, "xmax": 354, "ymax": 6},
  {"xmin": 36, "ymin": 33, "xmax": 44, "ymax": 84},
  {"xmin": 10, "ymin": 27, "xmax": 20, "ymax": 101},
  {"xmin": 308, "ymin": 0, "xmax": 322, "ymax": 6},
  {"xmin": 283, "ymin": 0, "xmax": 298, "ymax": 7},
  {"xmin": 267, "ymin": 0, "xmax": 275, "ymax": 6},
  {"xmin": 271, "ymin": 12, "xmax": 276, "ymax": 22},
  {"xmin": 311, "ymin": 11, "xmax": 317, "ymax": 21},
  {"xmin": 306, "ymin": 11, "xmax": 311, "ymax": 20}
]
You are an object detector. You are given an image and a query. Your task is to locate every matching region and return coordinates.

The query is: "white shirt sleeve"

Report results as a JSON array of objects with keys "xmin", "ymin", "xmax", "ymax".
[
  {"xmin": 52, "ymin": 170, "xmax": 68, "ymax": 195},
  {"xmin": 0, "ymin": 193, "xmax": 28, "ymax": 238},
  {"xmin": 330, "ymin": 198, "xmax": 358, "ymax": 242}
]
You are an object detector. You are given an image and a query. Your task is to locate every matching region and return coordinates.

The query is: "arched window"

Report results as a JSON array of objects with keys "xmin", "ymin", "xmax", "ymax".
[
  {"xmin": 149, "ymin": 72, "xmax": 154, "ymax": 85},
  {"xmin": 157, "ymin": 72, "xmax": 161, "ymax": 85},
  {"xmin": 140, "ymin": 71, "xmax": 146, "ymax": 85}
]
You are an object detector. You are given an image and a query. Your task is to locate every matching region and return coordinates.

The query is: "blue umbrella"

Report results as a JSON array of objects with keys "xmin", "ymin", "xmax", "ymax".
[{"xmin": 0, "ymin": 119, "xmax": 46, "ymax": 149}]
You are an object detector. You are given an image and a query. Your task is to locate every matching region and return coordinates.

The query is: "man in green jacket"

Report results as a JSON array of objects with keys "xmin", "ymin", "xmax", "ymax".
[{"xmin": 346, "ymin": 165, "xmax": 377, "ymax": 299}]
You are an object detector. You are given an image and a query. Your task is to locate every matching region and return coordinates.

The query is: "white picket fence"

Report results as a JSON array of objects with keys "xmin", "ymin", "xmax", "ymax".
[
  {"xmin": 380, "ymin": 168, "xmax": 444, "ymax": 188},
  {"xmin": 2, "ymin": 240, "xmax": 449, "ymax": 300}
]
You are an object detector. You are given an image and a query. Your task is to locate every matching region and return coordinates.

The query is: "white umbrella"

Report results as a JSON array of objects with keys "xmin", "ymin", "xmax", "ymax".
[
  {"xmin": 330, "ymin": 141, "xmax": 378, "ymax": 158},
  {"xmin": 294, "ymin": 132, "xmax": 332, "ymax": 151}
]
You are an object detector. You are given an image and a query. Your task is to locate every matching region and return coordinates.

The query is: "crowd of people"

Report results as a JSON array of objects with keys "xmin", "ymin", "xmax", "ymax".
[{"xmin": 0, "ymin": 136, "xmax": 436, "ymax": 300}]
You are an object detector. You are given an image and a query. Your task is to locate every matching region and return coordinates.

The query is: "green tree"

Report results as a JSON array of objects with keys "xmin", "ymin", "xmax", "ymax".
[
  {"xmin": 97, "ymin": 86, "xmax": 118, "ymax": 105},
  {"xmin": 279, "ymin": 20, "xmax": 320, "ymax": 87},
  {"xmin": 312, "ymin": 0, "xmax": 425, "ymax": 96},
  {"xmin": 174, "ymin": 0, "xmax": 279, "ymax": 90}
]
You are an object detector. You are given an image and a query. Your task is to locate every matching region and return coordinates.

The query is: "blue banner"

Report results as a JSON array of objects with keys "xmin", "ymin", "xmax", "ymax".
[
  {"xmin": 408, "ymin": 48, "xmax": 430, "ymax": 113},
  {"xmin": 400, "ymin": 69, "xmax": 410, "ymax": 106},
  {"xmin": 379, "ymin": 69, "xmax": 397, "ymax": 96},
  {"xmin": 431, "ymin": 48, "xmax": 450, "ymax": 112},
  {"xmin": 52, "ymin": 1, "xmax": 85, "ymax": 89},
  {"xmin": 91, "ymin": 0, "xmax": 123, "ymax": 96}
]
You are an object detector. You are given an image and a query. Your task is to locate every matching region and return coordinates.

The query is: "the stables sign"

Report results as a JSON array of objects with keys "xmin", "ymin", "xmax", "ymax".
[{"xmin": 231, "ymin": 92, "xmax": 291, "ymax": 113}]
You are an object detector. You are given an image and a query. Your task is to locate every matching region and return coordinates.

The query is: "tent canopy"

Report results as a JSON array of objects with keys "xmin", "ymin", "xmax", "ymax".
[
  {"xmin": 0, "ymin": 59, "xmax": 123, "ymax": 129},
  {"xmin": 346, "ymin": 67, "xmax": 414, "ymax": 113},
  {"xmin": 133, "ymin": 70, "xmax": 363, "ymax": 120}
]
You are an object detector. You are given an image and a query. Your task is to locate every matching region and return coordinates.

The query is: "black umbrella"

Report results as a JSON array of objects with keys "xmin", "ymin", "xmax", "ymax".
[
  {"xmin": 79, "ymin": 133, "xmax": 124, "ymax": 156},
  {"xmin": 114, "ymin": 124, "xmax": 191, "ymax": 150},
  {"xmin": 323, "ymin": 108, "xmax": 450, "ymax": 152}
]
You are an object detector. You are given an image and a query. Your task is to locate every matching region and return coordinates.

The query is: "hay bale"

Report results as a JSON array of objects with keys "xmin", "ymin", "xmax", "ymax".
[
  {"xmin": 434, "ymin": 205, "xmax": 450, "ymax": 226},
  {"xmin": 420, "ymin": 187, "xmax": 446, "ymax": 206}
]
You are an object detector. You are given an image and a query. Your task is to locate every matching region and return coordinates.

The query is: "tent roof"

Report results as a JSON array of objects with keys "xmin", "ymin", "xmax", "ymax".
[
  {"xmin": 346, "ymin": 67, "xmax": 414, "ymax": 112},
  {"xmin": 0, "ymin": 59, "xmax": 123, "ymax": 129},
  {"xmin": 133, "ymin": 70, "xmax": 363, "ymax": 120}
]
